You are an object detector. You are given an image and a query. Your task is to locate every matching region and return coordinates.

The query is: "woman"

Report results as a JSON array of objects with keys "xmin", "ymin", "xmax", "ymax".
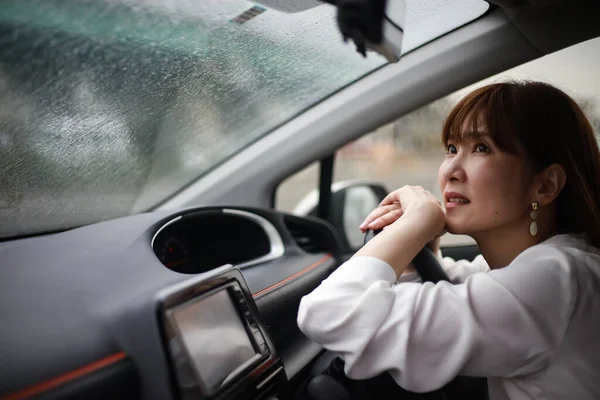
[{"xmin": 297, "ymin": 81, "xmax": 600, "ymax": 399}]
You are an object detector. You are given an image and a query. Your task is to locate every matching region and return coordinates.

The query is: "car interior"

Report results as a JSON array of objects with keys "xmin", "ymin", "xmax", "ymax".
[{"xmin": 1, "ymin": 0, "xmax": 600, "ymax": 399}]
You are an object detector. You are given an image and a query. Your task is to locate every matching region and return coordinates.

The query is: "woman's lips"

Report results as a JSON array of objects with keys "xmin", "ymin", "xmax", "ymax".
[{"xmin": 444, "ymin": 192, "xmax": 470, "ymax": 209}]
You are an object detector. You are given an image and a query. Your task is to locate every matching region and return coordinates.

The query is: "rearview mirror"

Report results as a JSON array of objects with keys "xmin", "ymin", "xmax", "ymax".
[{"xmin": 251, "ymin": 0, "xmax": 405, "ymax": 63}]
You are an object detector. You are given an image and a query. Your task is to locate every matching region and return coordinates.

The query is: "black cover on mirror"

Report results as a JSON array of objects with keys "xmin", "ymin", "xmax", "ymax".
[{"xmin": 320, "ymin": 0, "xmax": 388, "ymax": 57}]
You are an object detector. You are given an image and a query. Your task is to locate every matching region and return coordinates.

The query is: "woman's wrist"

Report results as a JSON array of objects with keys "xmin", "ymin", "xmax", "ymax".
[
  {"xmin": 394, "ymin": 210, "xmax": 443, "ymax": 241},
  {"xmin": 354, "ymin": 213, "xmax": 435, "ymax": 278}
]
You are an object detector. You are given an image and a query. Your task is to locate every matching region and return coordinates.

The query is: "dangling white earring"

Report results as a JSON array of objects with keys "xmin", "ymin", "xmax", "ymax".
[{"xmin": 529, "ymin": 202, "xmax": 539, "ymax": 236}]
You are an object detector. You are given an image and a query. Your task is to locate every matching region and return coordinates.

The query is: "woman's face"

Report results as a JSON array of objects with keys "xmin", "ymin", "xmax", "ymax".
[{"xmin": 437, "ymin": 128, "xmax": 534, "ymax": 236}]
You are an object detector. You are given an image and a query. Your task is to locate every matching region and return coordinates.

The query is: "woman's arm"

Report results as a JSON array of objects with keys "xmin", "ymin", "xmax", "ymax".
[
  {"xmin": 399, "ymin": 253, "xmax": 489, "ymax": 284},
  {"xmin": 358, "ymin": 186, "xmax": 488, "ymax": 283},
  {"xmin": 354, "ymin": 213, "xmax": 437, "ymax": 277},
  {"xmin": 354, "ymin": 186, "xmax": 446, "ymax": 278},
  {"xmin": 297, "ymin": 244, "xmax": 576, "ymax": 392}
]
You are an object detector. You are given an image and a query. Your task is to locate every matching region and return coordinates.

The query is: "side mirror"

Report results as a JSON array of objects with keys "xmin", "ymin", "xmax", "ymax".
[{"xmin": 293, "ymin": 181, "xmax": 388, "ymax": 252}]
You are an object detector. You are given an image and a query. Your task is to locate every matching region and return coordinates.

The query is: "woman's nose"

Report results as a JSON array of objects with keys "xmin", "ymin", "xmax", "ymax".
[{"xmin": 440, "ymin": 157, "xmax": 466, "ymax": 183}]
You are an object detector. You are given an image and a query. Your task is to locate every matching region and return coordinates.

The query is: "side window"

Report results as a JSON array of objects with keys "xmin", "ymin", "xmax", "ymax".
[
  {"xmin": 332, "ymin": 108, "xmax": 475, "ymax": 247},
  {"xmin": 275, "ymin": 98, "xmax": 475, "ymax": 247},
  {"xmin": 276, "ymin": 37, "xmax": 600, "ymax": 248},
  {"xmin": 275, "ymin": 162, "xmax": 320, "ymax": 215}
]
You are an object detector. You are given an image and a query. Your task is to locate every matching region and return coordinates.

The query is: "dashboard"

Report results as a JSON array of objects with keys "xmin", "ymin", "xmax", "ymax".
[
  {"xmin": 152, "ymin": 209, "xmax": 283, "ymax": 273},
  {"xmin": 0, "ymin": 206, "xmax": 342, "ymax": 400}
]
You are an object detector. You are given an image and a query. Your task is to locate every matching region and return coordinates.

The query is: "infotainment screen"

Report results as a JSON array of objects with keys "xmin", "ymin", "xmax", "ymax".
[{"xmin": 170, "ymin": 288, "xmax": 258, "ymax": 395}]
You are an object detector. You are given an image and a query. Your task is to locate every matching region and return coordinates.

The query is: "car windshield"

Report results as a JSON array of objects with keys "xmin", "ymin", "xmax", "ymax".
[{"xmin": 0, "ymin": 0, "xmax": 487, "ymax": 238}]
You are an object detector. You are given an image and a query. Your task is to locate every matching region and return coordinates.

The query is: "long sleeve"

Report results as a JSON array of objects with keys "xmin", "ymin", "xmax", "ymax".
[
  {"xmin": 297, "ymin": 244, "xmax": 577, "ymax": 393},
  {"xmin": 397, "ymin": 251, "xmax": 489, "ymax": 284}
]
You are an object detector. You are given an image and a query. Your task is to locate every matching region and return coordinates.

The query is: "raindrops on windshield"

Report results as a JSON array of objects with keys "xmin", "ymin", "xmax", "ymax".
[{"xmin": 0, "ymin": 0, "xmax": 385, "ymax": 238}]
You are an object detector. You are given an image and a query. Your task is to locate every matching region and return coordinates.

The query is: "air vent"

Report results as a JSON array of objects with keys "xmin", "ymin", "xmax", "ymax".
[{"xmin": 284, "ymin": 215, "xmax": 337, "ymax": 254}]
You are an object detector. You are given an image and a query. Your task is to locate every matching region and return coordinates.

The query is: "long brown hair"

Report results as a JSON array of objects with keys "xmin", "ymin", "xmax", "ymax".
[{"xmin": 442, "ymin": 81, "xmax": 600, "ymax": 247}]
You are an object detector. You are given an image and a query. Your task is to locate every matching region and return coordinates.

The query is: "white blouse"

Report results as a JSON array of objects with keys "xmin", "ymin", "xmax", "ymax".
[{"xmin": 297, "ymin": 234, "xmax": 600, "ymax": 400}]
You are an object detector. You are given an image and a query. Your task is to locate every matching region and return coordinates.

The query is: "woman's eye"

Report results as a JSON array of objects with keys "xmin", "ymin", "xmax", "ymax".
[
  {"xmin": 474, "ymin": 143, "xmax": 490, "ymax": 153},
  {"xmin": 446, "ymin": 144, "xmax": 457, "ymax": 154}
]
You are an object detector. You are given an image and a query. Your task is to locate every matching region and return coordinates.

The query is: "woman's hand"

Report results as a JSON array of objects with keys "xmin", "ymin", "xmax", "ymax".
[
  {"xmin": 359, "ymin": 186, "xmax": 446, "ymax": 240},
  {"xmin": 353, "ymin": 186, "xmax": 445, "ymax": 277}
]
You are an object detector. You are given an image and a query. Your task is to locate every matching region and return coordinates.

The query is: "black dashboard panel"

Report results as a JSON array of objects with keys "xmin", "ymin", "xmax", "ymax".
[
  {"xmin": 0, "ymin": 207, "xmax": 341, "ymax": 400},
  {"xmin": 152, "ymin": 210, "xmax": 273, "ymax": 273}
]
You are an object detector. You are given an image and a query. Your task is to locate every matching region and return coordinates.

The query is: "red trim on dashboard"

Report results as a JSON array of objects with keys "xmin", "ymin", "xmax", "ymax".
[
  {"xmin": 1, "ymin": 352, "xmax": 127, "ymax": 400},
  {"xmin": 251, "ymin": 357, "xmax": 276, "ymax": 378},
  {"xmin": 2, "ymin": 255, "xmax": 332, "ymax": 399},
  {"xmin": 252, "ymin": 254, "xmax": 332, "ymax": 299}
]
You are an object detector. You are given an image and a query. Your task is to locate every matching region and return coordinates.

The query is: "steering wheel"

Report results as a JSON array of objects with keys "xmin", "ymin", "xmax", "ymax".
[
  {"xmin": 363, "ymin": 228, "xmax": 450, "ymax": 283},
  {"xmin": 305, "ymin": 230, "xmax": 487, "ymax": 400}
]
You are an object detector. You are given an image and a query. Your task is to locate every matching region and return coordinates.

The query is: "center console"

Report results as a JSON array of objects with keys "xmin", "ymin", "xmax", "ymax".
[{"xmin": 157, "ymin": 266, "xmax": 287, "ymax": 400}]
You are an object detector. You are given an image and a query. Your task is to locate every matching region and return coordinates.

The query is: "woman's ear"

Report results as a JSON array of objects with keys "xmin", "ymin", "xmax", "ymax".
[{"xmin": 535, "ymin": 164, "xmax": 567, "ymax": 206}]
